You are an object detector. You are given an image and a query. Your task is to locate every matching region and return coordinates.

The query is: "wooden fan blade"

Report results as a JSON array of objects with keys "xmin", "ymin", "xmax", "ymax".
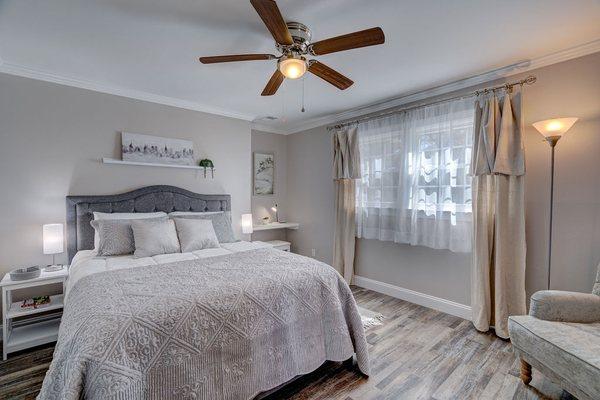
[
  {"xmin": 309, "ymin": 27, "xmax": 385, "ymax": 55},
  {"xmin": 199, "ymin": 54, "xmax": 276, "ymax": 64},
  {"xmin": 250, "ymin": 0, "xmax": 293, "ymax": 45},
  {"xmin": 308, "ymin": 61, "xmax": 353, "ymax": 90},
  {"xmin": 261, "ymin": 69, "xmax": 285, "ymax": 96}
]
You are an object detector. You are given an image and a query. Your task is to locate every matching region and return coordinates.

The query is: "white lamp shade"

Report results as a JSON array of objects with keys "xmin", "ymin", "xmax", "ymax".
[
  {"xmin": 241, "ymin": 214, "xmax": 253, "ymax": 234},
  {"xmin": 43, "ymin": 223, "xmax": 64, "ymax": 255},
  {"xmin": 278, "ymin": 57, "xmax": 307, "ymax": 79},
  {"xmin": 532, "ymin": 117, "xmax": 578, "ymax": 138}
]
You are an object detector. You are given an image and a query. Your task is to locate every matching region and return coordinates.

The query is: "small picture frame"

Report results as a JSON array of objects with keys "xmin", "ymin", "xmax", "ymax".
[{"xmin": 253, "ymin": 152, "xmax": 275, "ymax": 195}]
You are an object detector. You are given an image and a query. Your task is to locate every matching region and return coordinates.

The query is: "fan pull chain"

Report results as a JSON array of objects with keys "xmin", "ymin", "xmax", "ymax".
[
  {"xmin": 301, "ymin": 76, "xmax": 306, "ymax": 113},
  {"xmin": 281, "ymin": 84, "xmax": 287, "ymax": 123}
]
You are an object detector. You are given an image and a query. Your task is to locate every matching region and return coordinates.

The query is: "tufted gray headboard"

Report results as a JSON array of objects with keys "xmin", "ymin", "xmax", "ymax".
[{"xmin": 66, "ymin": 185, "xmax": 231, "ymax": 263}]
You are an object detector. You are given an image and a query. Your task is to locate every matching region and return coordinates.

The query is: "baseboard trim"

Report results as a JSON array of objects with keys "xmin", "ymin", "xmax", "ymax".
[{"xmin": 353, "ymin": 275, "xmax": 472, "ymax": 320}]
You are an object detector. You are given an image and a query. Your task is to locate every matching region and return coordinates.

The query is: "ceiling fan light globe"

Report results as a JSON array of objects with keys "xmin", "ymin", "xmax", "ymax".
[{"xmin": 279, "ymin": 57, "xmax": 307, "ymax": 79}]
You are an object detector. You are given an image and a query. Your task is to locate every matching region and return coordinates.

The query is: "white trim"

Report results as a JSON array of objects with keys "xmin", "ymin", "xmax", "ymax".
[
  {"xmin": 0, "ymin": 39, "xmax": 598, "ymax": 134},
  {"xmin": 250, "ymin": 122, "xmax": 286, "ymax": 134},
  {"xmin": 0, "ymin": 62, "xmax": 255, "ymax": 121},
  {"xmin": 353, "ymin": 275, "xmax": 472, "ymax": 320}
]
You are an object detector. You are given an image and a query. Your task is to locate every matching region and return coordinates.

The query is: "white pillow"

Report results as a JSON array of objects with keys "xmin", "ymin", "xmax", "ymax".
[
  {"xmin": 131, "ymin": 218, "xmax": 181, "ymax": 258},
  {"xmin": 168, "ymin": 211, "xmax": 223, "ymax": 217},
  {"xmin": 173, "ymin": 218, "xmax": 220, "ymax": 252},
  {"xmin": 92, "ymin": 212, "xmax": 167, "ymax": 249}
]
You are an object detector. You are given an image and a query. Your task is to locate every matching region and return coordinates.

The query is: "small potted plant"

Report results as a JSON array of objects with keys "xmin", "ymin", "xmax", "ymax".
[{"xmin": 198, "ymin": 159, "xmax": 215, "ymax": 178}]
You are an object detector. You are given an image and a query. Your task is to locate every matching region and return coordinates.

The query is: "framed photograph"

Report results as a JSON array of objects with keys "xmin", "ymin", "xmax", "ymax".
[
  {"xmin": 253, "ymin": 152, "xmax": 274, "ymax": 195},
  {"xmin": 121, "ymin": 132, "xmax": 194, "ymax": 166}
]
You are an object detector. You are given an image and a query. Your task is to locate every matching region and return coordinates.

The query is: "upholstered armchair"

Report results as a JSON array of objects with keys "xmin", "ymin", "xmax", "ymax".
[{"xmin": 508, "ymin": 265, "xmax": 600, "ymax": 400}]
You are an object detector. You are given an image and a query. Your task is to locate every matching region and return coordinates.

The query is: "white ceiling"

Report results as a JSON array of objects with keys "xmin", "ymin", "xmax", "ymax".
[{"xmin": 1, "ymin": 0, "xmax": 599, "ymax": 133}]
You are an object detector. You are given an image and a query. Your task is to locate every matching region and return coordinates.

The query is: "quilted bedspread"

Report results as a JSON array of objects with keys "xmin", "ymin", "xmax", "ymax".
[{"xmin": 38, "ymin": 248, "xmax": 369, "ymax": 400}]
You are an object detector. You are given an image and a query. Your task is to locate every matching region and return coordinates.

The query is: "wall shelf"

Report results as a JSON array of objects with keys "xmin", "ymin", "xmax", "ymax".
[
  {"xmin": 253, "ymin": 222, "xmax": 299, "ymax": 231},
  {"xmin": 102, "ymin": 158, "xmax": 213, "ymax": 171}
]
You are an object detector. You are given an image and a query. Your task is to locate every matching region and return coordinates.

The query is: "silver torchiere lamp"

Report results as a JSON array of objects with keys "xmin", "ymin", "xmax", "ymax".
[{"xmin": 532, "ymin": 117, "xmax": 578, "ymax": 289}]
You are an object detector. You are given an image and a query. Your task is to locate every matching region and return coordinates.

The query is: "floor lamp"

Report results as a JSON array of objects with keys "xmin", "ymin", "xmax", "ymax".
[{"xmin": 532, "ymin": 117, "xmax": 578, "ymax": 290}]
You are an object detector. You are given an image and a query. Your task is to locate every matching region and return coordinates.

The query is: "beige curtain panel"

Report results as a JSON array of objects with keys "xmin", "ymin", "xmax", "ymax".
[
  {"xmin": 471, "ymin": 90, "xmax": 527, "ymax": 339},
  {"xmin": 332, "ymin": 127, "xmax": 361, "ymax": 284}
]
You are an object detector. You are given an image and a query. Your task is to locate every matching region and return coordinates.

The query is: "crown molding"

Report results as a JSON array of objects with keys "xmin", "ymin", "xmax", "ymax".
[
  {"xmin": 279, "ymin": 38, "xmax": 600, "ymax": 135},
  {"xmin": 0, "ymin": 61, "xmax": 255, "ymax": 122},
  {"xmin": 1, "ymin": 38, "xmax": 599, "ymax": 135},
  {"xmin": 250, "ymin": 122, "xmax": 286, "ymax": 134}
]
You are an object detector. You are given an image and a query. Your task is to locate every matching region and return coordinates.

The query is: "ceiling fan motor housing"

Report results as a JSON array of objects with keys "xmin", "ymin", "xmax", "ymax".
[{"xmin": 276, "ymin": 21, "xmax": 312, "ymax": 55}]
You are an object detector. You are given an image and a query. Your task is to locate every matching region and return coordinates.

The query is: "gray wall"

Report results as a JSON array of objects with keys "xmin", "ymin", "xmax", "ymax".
[
  {"xmin": 286, "ymin": 127, "xmax": 335, "ymax": 264},
  {"xmin": 521, "ymin": 52, "xmax": 600, "ymax": 296},
  {"xmin": 0, "ymin": 73, "xmax": 252, "ymax": 280},
  {"xmin": 286, "ymin": 52, "xmax": 600, "ymax": 306},
  {"xmin": 250, "ymin": 130, "xmax": 287, "ymax": 242}
]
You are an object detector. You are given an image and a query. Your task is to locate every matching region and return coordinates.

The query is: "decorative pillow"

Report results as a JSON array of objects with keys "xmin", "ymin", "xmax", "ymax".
[
  {"xmin": 173, "ymin": 218, "xmax": 220, "ymax": 252},
  {"xmin": 171, "ymin": 212, "xmax": 236, "ymax": 243},
  {"xmin": 168, "ymin": 211, "xmax": 222, "ymax": 217},
  {"xmin": 92, "ymin": 212, "xmax": 167, "ymax": 249},
  {"xmin": 90, "ymin": 219, "xmax": 138, "ymax": 256},
  {"xmin": 131, "ymin": 218, "xmax": 181, "ymax": 258}
]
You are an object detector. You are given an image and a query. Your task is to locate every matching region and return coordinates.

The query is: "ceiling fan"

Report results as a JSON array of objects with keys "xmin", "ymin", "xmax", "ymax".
[{"xmin": 199, "ymin": 0, "xmax": 385, "ymax": 96}]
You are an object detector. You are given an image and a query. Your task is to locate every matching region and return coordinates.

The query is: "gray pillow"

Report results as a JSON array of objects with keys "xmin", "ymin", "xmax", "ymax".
[
  {"xmin": 172, "ymin": 212, "xmax": 236, "ymax": 243},
  {"xmin": 131, "ymin": 218, "xmax": 181, "ymax": 258},
  {"xmin": 173, "ymin": 218, "xmax": 220, "ymax": 252},
  {"xmin": 90, "ymin": 219, "xmax": 137, "ymax": 256}
]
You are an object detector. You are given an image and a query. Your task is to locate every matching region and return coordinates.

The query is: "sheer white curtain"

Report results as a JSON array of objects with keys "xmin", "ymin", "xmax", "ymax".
[{"xmin": 356, "ymin": 97, "xmax": 474, "ymax": 252}]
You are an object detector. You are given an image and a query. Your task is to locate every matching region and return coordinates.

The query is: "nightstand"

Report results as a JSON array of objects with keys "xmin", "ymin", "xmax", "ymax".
[
  {"xmin": 266, "ymin": 240, "xmax": 291, "ymax": 252},
  {"xmin": 1, "ymin": 266, "xmax": 68, "ymax": 360}
]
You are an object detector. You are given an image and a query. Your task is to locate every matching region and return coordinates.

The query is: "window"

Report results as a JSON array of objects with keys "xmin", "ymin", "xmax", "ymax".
[{"xmin": 355, "ymin": 97, "xmax": 475, "ymax": 252}]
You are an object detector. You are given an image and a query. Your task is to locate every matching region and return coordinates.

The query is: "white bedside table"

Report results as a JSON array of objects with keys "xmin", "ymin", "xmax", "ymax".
[
  {"xmin": 266, "ymin": 240, "xmax": 291, "ymax": 252},
  {"xmin": 1, "ymin": 266, "xmax": 68, "ymax": 360}
]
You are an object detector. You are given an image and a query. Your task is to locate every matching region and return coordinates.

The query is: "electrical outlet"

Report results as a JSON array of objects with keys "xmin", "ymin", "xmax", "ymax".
[{"xmin": 311, "ymin": 248, "xmax": 316, "ymax": 257}]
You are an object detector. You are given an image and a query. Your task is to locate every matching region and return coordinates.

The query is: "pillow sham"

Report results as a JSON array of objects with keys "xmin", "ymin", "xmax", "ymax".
[
  {"xmin": 168, "ymin": 211, "xmax": 222, "ymax": 217},
  {"xmin": 170, "ymin": 212, "xmax": 236, "ymax": 243},
  {"xmin": 173, "ymin": 218, "xmax": 220, "ymax": 252},
  {"xmin": 131, "ymin": 218, "xmax": 181, "ymax": 258},
  {"xmin": 90, "ymin": 218, "xmax": 138, "ymax": 256},
  {"xmin": 92, "ymin": 211, "xmax": 167, "ymax": 249}
]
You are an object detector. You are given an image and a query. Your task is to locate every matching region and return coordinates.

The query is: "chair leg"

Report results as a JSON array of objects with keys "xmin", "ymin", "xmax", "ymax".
[{"xmin": 520, "ymin": 359, "xmax": 532, "ymax": 385}]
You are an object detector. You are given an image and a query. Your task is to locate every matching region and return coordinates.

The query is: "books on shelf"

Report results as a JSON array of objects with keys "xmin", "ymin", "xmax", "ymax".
[{"xmin": 20, "ymin": 296, "xmax": 51, "ymax": 309}]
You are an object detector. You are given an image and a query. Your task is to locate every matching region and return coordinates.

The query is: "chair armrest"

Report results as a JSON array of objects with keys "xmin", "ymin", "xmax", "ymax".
[{"xmin": 529, "ymin": 290, "xmax": 600, "ymax": 323}]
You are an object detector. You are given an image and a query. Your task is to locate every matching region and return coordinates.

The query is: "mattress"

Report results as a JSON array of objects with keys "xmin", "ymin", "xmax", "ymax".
[{"xmin": 66, "ymin": 240, "xmax": 273, "ymax": 295}]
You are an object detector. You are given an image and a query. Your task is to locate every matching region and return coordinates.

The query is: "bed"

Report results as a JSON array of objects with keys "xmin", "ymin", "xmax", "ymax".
[{"xmin": 38, "ymin": 186, "xmax": 369, "ymax": 400}]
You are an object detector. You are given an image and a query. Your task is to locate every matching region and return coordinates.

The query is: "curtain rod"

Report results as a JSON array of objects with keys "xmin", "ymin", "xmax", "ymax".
[{"xmin": 327, "ymin": 75, "xmax": 537, "ymax": 131}]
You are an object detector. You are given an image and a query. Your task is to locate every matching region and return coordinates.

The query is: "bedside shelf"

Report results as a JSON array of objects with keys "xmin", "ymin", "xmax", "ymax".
[
  {"xmin": 7, "ymin": 294, "xmax": 64, "ymax": 319},
  {"xmin": 253, "ymin": 222, "xmax": 299, "ymax": 231},
  {"xmin": 102, "ymin": 158, "xmax": 212, "ymax": 171},
  {"xmin": 2, "ymin": 266, "xmax": 68, "ymax": 359},
  {"xmin": 5, "ymin": 318, "xmax": 61, "ymax": 354}
]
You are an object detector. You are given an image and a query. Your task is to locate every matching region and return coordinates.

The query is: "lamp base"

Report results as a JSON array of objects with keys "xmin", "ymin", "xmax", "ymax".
[{"xmin": 44, "ymin": 264, "xmax": 64, "ymax": 272}]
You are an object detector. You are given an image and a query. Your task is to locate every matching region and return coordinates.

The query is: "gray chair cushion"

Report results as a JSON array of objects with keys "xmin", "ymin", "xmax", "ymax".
[
  {"xmin": 170, "ymin": 212, "xmax": 236, "ymax": 243},
  {"xmin": 131, "ymin": 219, "xmax": 181, "ymax": 258},
  {"xmin": 529, "ymin": 290, "xmax": 600, "ymax": 323},
  {"xmin": 509, "ymin": 315, "xmax": 600, "ymax": 400},
  {"xmin": 173, "ymin": 218, "xmax": 220, "ymax": 252}
]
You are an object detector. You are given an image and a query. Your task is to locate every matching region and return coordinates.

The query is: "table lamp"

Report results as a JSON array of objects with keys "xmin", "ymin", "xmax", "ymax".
[
  {"xmin": 241, "ymin": 214, "xmax": 253, "ymax": 234},
  {"xmin": 43, "ymin": 223, "xmax": 64, "ymax": 271}
]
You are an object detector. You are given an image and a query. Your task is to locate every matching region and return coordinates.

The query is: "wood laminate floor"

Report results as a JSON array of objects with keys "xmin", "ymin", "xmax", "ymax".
[{"xmin": 0, "ymin": 287, "xmax": 574, "ymax": 400}]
